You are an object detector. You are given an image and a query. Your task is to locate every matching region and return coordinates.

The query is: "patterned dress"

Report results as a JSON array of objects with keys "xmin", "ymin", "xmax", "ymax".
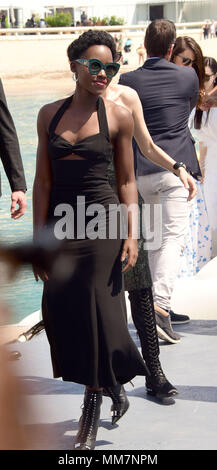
[
  {"xmin": 178, "ymin": 180, "xmax": 212, "ymax": 277},
  {"xmin": 178, "ymin": 109, "xmax": 212, "ymax": 278}
]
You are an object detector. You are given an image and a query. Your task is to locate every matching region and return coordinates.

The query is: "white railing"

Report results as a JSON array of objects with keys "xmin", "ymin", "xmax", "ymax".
[{"xmin": 0, "ymin": 22, "xmax": 206, "ymax": 38}]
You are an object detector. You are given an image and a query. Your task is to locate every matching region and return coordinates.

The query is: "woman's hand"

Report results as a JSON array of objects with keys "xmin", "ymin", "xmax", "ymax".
[
  {"xmin": 32, "ymin": 264, "xmax": 49, "ymax": 282},
  {"xmin": 175, "ymin": 168, "xmax": 197, "ymax": 201},
  {"xmin": 200, "ymin": 90, "xmax": 217, "ymax": 110},
  {"xmin": 121, "ymin": 238, "xmax": 138, "ymax": 273},
  {"xmin": 199, "ymin": 171, "xmax": 205, "ymax": 185}
]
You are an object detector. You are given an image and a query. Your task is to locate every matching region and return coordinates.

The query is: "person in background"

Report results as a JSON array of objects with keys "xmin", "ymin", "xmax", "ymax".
[
  {"xmin": 119, "ymin": 20, "xmax": 200, "ymax": 337},
  {"xmin": 124, "ymin": 38, "xmax": 132, "ymax": 53},
  {"xmin": 189, "ymin": 57, "xmax": 217, "ymax": 252},
  {"xmin": 1, "ymin": 13, "xmax": 6, "ymax": 28},
  {"xmin": 80, "ymin": 10, "xmax": 88, "ymax": 26},
  {"xmin": 117, "ymin": 34, "xmax": 124, "ymax": 64},
  {"xmin": 0, "ymin": 79, "xmax": 27, "ymax": 219},
  {"xmin": 103, "ymin": 81, "xmax": 195, "ymax": 397},
  {"xmin": 0, "ymin": 79, "xmax": 27, "ymax": 361},
  {"xmin": 25, "ymin": 19, "xmax": 31, "ymax": 28},
  {"xmin": 171, "ymin": 36, "xmax": 205, "ymax": 102},
  {"xmin": 39, "ymin": 18, "xmax": 47, "ymax": 28},
  {"xmin": 29, "ymin": 14, "xmax": 36, "ymax": 28},
  {"xmin": 136, "ymin": 44, "xmax": 145, "ymax": 65},
  {"xmin": 171, "ymin": 36, "xmax": 211, "ymax": 277},
  {"xmin": 203, "ymin": 21, "xmax": 210, "ymax": 40}
]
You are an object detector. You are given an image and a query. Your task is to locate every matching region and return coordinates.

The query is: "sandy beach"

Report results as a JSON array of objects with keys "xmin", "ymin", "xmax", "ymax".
[{"xmin": 1, "ymin": 35, "xmax": 217, "ymax": 95}]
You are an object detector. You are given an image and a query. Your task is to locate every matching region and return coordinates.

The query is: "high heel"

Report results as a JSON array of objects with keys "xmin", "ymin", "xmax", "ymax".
[
  {"xmin": 73, "ymin": 389, "xmax": 102, "ymax": 450},
  {"xmin": 129, "ymin": 288, "xmax": 178, "ymax": 399},
  {"xmin": 103, "ymin": 383, "xmax": 129, "ymax": 425}
]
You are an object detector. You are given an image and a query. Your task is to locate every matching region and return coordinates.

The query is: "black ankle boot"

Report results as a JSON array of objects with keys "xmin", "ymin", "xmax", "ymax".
[
  {"xmin": 103, "ymin": 383, "xmax": 129, "ymax": 425},
  {"xmin": 73, "ymin": 389, "xmax": 102, "ymax": 450},
  {"xmin": 128, "ymin": 288, "xmax": 178, "ymax": 398}
]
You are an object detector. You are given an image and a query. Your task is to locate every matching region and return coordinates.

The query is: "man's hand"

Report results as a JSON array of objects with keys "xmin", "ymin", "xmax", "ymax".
[
  {"xmin": 176, "ymin": 168, "xmax": 197, "ymax": 201},
  {"xmin": 11, "ymin": 191, "xmax": 27, "ymax": 219}
]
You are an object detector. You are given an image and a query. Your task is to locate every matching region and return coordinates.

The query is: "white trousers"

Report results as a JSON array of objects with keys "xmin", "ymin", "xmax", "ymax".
[{"xmin": 137, "ymin": 171, "xmax": 189, "ymax": 310}]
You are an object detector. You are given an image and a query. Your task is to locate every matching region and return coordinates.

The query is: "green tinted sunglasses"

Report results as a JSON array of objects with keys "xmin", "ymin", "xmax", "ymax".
[{"xmin": 74, "ymin": 58, "xmax": 120, "ymax": 78}]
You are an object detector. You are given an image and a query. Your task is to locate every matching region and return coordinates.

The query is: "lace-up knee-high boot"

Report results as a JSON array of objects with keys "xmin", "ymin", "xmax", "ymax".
[
  {"xmin": 128, "ymin": 288, "xmax": 178, "ymax": 398},
  {"xmin": 73, "ymin": 389, "xmax": 102, "ymax": 450}
]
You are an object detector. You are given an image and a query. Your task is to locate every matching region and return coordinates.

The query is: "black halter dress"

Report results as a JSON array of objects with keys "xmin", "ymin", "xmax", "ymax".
[{"xmin": 42, "ymin": 95, "xmax": 148, "ymax": 387}]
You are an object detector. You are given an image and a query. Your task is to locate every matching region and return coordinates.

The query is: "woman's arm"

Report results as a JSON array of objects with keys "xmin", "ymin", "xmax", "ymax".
[
  {"xmin": 199, "ymin": 141, "xmax": 207, "ymax": 184},
  {"xmin": 113, "ymin": 105, "xmax": 138, "ymax": 273},
  {"xmin": 32, "ymin": 106, "xmax": 52, "ymax": 280},
  {"xmin": 121, "ymin": 88, "xmax": 197, "ymax": 201}
]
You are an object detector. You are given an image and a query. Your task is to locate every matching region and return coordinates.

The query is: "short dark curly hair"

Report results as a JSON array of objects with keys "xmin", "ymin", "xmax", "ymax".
[{"xmin": 67, "ymin": 29, "xmax": 118, "ymax": 62}]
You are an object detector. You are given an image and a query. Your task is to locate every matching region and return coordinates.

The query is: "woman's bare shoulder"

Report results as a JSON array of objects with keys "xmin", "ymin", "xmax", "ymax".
[
  {"xmin": 103, "ymin": 97, "xmax": 134, "ymax": 136},
  {"xmin": 114, "ymin": 83, "xmax": 139, "ymax": 96},
  {"xmin": 110, "ymin": 84, "xmax": 140, "ymax": 110},
  {"xmin": 104, "ymin": 96, "xmax": 132, "ymax": 121},
  {"xmin": 38, "ymin": 95, "xmax": 71, "ymax": 128}
]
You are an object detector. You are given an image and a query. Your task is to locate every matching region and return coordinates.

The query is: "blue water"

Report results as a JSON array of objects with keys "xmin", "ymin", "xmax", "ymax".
[{"xmin": 0, "ymin": 92, "xmax": 63, "ymax": 324}]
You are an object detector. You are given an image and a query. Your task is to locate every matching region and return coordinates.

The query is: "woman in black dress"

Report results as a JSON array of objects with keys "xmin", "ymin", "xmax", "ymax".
[{"xmin": 32, "ymin": 30, "xmax": 148, "ymax": 450}]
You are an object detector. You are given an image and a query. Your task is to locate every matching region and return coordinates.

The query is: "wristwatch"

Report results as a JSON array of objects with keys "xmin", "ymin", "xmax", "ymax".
[{"xmin": 173, "ymin": 162, "xmax": 187, "ymax": 174}]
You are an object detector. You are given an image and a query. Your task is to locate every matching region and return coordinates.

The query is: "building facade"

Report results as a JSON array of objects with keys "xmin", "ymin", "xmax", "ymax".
[
  {"xmin": 0, "ymin": 0, "xmax": 216, "ymax": 27},
  {"xmin": 48, "ymin": 0, "xmax": 217, "ymax": 25},
  {"xmin": 134, "ymin": 0, "xmax": 217, "ymax": 23}
]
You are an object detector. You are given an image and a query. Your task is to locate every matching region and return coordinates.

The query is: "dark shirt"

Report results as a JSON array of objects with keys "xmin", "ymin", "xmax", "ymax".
[{"xmin": 119, "ymin": 58, "xmax": 201, "ymax": 177}]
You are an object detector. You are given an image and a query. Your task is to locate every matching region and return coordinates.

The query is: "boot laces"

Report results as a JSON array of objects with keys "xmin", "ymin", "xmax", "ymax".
[{"xmin": 79, "ymin": 393, "xmax": 99, "ymax": 441}]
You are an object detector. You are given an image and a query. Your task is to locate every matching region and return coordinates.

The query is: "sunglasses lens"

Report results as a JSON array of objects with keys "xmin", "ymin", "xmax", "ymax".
[
  {"xmin": 105, "ymin": 64, "xmax": 119, "ymax": 77},
  {"xmin": 89, "ymin": 60, "xmax": 101, "ymax": 74},
  {"xmin": 88, "ymin": 60, "xmax": 120, "ymax": 78},
  {"xmin": 183, "ymin": 58, "xmax": 191, "ymax": 66}
]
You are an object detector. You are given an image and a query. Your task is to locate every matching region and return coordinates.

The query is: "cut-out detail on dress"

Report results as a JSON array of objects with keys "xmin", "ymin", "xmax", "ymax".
[{"xmin": 58, "ymin": 153, "xmax": 87, "ymax": 161}]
